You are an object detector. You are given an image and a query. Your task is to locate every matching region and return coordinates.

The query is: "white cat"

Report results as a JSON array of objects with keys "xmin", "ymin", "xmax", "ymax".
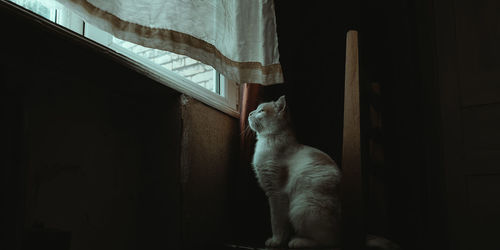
[{"xmin": 248, "ymin": 95, "xmax": 341, "ymax": 248}]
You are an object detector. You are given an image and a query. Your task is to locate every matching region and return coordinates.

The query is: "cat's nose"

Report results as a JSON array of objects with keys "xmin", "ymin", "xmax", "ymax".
[{"xmin": 249, "ymin": 110, "xmax": 255, "ymax": 116}]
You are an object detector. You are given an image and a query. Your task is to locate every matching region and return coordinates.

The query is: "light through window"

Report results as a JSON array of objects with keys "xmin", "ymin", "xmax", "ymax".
[
  {"xmin": 112, "ymin": 37, "xmax": 219, "ymax": 94},
  {"xmin": 9, "ymin": 0, "xmax": 56, "ymax": 20}
]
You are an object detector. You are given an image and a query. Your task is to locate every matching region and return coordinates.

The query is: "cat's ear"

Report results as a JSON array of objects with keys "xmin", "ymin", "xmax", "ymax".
[{"xmin": 275, "ymin": 95, "xmax": 287, "ymax": 113}]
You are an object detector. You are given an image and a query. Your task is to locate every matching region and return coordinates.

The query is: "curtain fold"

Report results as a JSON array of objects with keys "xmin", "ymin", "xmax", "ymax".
[
  {"xmin": 239, "ymin": 83, "xmax": 261, "ymax": 162},
  {"xmin": 55, "ymin": 0, "xmax": 284, "ymax": 85}
]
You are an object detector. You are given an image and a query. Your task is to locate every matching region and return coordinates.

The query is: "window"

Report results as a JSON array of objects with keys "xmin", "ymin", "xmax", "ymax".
[
  {"xmin": 9, "ymin": 0, "xmax": 54, "ymax": 20},
  {"xmin": 112, "ymin": 37, "xmax": 219, "ymax": 93},
  {"xmin": 7, "ymin": 0, "xmax": 239, "ymax": 117}
]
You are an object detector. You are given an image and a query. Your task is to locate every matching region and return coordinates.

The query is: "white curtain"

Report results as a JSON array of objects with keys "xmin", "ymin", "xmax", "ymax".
[{"xmin": 55, "ymin": 0, "xmax": 284, "ymax": 85}]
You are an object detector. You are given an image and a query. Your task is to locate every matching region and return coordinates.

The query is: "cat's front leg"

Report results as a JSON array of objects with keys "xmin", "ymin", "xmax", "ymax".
[{"xmin": 266, "ymin": 192, "xmax": 290, "ymax": 247}]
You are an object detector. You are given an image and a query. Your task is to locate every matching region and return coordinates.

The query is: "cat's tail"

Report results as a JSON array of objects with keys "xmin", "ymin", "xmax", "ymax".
[{"xmin": 366, "ymin": 234, "xmax": 401, "ymax": 250}]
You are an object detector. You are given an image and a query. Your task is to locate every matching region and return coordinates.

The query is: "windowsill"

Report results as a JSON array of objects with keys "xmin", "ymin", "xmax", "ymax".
[{"xmin": 1, "ymin": 0, "xmax": 240, "ymax": 118}]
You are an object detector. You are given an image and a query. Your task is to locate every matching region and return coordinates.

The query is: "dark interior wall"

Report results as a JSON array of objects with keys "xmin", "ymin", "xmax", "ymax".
[
  {"xmin": 359, "ymin": 1, "xmax": 429, "ymax": 249},
  {"xmin": 273, "ymin": 0, "xmax": 360, "ymax": 161},
  {"xmin": 1, "ymin": 3, "xmax": 239, "ymax": 250},
  {"xmin": 21, "ymin": 64, "xmax": 183, "ymax": 250}
]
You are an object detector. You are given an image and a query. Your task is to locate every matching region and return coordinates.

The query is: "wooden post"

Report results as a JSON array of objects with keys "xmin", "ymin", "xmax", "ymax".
[{"xmin": 341, "ymin": 30, "xmax": 365, "ymax": 250}]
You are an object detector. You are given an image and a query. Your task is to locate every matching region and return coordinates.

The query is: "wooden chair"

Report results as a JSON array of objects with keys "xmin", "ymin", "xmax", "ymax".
[{"xmin": 341, "ymin": 30, "xmax": 365, "ymax": 250}]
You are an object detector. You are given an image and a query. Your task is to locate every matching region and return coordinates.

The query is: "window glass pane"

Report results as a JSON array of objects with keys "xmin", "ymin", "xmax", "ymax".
[
  {"xmin": 9, "ymin": 0, "xmax": 58, "ymax": 20},
  {"xmin": 112, "ymin": 37, "xmax": 217, "ymax": 93}
]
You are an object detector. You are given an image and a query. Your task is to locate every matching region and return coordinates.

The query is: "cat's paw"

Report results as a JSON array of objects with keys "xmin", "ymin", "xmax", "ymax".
[
  {"xmin": 265, "ymin": 236, "xmax": 286, "ymax": 248},
  {"xmin": 288, "ymin": 237, "xmax": 317, "ymax": 249}
]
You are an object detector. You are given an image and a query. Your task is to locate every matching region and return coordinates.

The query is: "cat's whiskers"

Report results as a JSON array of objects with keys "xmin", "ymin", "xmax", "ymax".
[{"xmin": 241, "ymin": 124, "xmax": 254, "ymax": 137}]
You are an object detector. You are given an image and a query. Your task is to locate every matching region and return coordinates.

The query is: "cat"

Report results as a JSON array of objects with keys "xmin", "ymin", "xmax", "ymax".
[
  {"xmin": 248, "ymin": 95, "xmax": 401, "ymax": 250},
  {"xmin": 248, "ymin": 95, "xmax": 341, "ymax": 248}
]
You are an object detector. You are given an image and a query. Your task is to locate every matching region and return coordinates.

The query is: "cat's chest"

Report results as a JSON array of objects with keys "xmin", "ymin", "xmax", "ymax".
[
  {"xmin": 252, "ymin": 143, "xmax": 288, "ymax": 192},
  {"xmin": 252, "ymin": 141, "xmax": 288, "ymax": 181},
  {"xmin": 252, "ymin": 140, "xmax": 280, "ymax": 167}
]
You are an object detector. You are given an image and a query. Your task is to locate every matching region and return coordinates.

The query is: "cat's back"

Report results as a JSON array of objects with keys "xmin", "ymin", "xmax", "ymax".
[
  {"xmin": 286, "ymin": 145, "xmax": 341, "ymax": 190},
  {"xmin": 287, "ymin": 145, "xmax": 339, "ymax": 171}
]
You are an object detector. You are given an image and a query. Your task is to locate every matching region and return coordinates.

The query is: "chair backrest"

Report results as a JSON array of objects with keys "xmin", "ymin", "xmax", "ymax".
[{"xmin": 341, "ymin": 30, "xmax": 365, "ymax": 250}]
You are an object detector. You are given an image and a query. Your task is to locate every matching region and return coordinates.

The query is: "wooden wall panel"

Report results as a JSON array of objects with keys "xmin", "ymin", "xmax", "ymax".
[
  {"xmin": 455, "ymin": 0, "xmax": 500, "ymax": 107},
  {"xmin": 435, "ymin": 0, "xmax": 500, "ymax": 249},
  {"xmin": 462, "ymin": 104, "xmax": 500, "ymax": 174},
  {"xmin": 465, "ymin": 175, "xmax": 500, "ymax": 250},
  {"xmin": 180, "ymin": 96, "xmax": 239, "ymax": 249}
]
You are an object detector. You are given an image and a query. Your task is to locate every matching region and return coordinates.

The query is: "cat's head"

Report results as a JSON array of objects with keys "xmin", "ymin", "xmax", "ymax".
[{"xmin": 248, "ymin": 95, "xmax": 289, "ymax": 135}]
